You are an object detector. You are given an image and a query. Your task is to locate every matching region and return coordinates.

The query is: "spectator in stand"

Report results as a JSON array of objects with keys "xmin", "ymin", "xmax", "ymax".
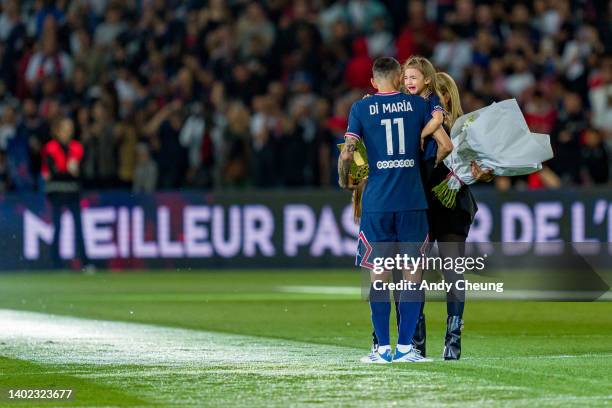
[
  {"xmin": 505, "ymin": 56, "xmax": 536, "ymax": 100},
  {"xmin": 115, "ymin": 108, "xmax": 139, "ymax": 189},
  {"xmin": 432, "ymin": 26, "xmax": 472, "ymax": 82},
  {"xmin": 312, "ymin": 98, "xmax": 334, "ymax": 186},
  {"xmin": 0, "ymin": 103, "xmax": 30, "ymax": 191},
  {"xmin": 347, "ymin": 0, "xmax": 390, "ymax": 34},
  {"xmin": 367, "ymin": 15, "xmax": 395, "ymax": 58},
  {"xmin": 6, "ymin": 105, "xmax": 34, "ymax": 190},
  {"xmin": 0, "ymin": 80, "xmax": 17, "ymax": 115},
  {"xmin": 25, "ymin": 17, "xmax": 72, "ymax": 96},
  {"xmin": 589, "ymin": 55, "xmax": 612, "ymax": 146},
  {"xmin": 396, "ymin": 1, "xmax": 439, "ymax": 63},
  {"xmin": 325, "ymin": 94, "xmax": 354, "ymax": 184},
  {"xmin": 447, "ymin": 0, "xmax": 476, "ymax": 38},
  {"xmin": 581, "ymin": 128, "xmax": 609, "ymax": 185},
  {"xmin": 0, "ymin": 0, "xmax": 26, "ymax": 90},
  {"xmin": 344, "ymin": 38, "xmax": 372, "ymax": 90},
  {"xmin": 132, "ymin": 143, "xmax": 158, "ymax": 193},
  {"xmin": 284, "ymin": 98, "xmax": 319, "ymax": 186},
  {"xmin": 0, "ymin": 0, "xmax": 22, "ymax": 43},
  {"xmin": 317, "ymin": 0, "xmax": 349, "ymax": 42},
  {"xmin": 41, "ymin": 117, "xmax": 88, "ymax": 269},
  {"xmin": 236, "ymin": 2, "xmax": 275, "ymax": 58},
  {"xmin": 0, "ymin": 104, "xmax": 16, "ymax": 151},
  {"xmin": 180, "ymin": 110, "xmax": 206, "ymax": 167},
  {"xmin": 93, "ymin": 4, "xmax": 125, "ymax": 48},
  {"xmin": 279, "ymin": 107, "xmax": 307, "ymax": 187},
  {"xmin": 524, "ymin": 90, "xmax": 557, "ymax": 135},
  {"xmin": 218, "ymin": 102, "xmax": 250, "ymax": 188},
  {"xmin": 70, "ymin": 28, "xmax": 106, "ymax": 86},
  {"xmin": 33, "ymin": 0, "xmax": 64, "ymax": 38},
  {"xmin": 17, "ymin": 98, "xmax": 49, "ymax": 187},
  {"xmin": 144, "ymin": 100, "xmax": 188, "ymax": 190},
  {"xmin": 250, "ymin": 95, "xmax": 282, "ymax": 187},
  {"xmin": 550, "ymin": 92, "xmax": 589, "ymax": 184},
  {"xmin": 81, "ymin": 101, "xmax": 116, "ymax": 188},
  {"xmin": 180, "ymin": 102, "xmax": 213, "ymax": 188},
  {"xmin": 64, "ymin": 65, "xmax": 92, "ymax": 113}
]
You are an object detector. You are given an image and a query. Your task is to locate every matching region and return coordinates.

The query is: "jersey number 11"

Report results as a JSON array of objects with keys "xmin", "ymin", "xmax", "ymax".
[{"xmin": 380, "ymin": 118, "xmax": 405, "ymax": 155}]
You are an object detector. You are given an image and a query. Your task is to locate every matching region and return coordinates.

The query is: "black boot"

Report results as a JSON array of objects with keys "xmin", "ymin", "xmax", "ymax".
[
  {"xmin": 443, "ymin": 315, "xmax": 463, "ymax": 360},
  {"xmin": 412, "ymin": 313, "xmax": 426, "ymax": 356},
  {"xmin": 371, "ymin": 330, "xmax": 378, "ymax": 353}
]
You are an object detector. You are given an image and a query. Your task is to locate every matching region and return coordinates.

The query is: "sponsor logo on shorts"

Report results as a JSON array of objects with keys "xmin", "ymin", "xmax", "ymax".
[{"xmin": 376, "ymin": 159, "xmax": 415, "ymax": 169}]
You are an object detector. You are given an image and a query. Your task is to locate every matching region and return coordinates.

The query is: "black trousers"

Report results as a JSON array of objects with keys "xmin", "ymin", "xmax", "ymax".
[{"xmin": 47, "ymin": 192, "xmax": 89, "ymax": 268}]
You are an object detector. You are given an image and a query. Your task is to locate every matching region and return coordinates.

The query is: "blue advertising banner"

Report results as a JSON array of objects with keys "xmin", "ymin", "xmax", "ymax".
[{"xmin": 0, "ymin": 188, "xmax": 610, "ymax": 270}]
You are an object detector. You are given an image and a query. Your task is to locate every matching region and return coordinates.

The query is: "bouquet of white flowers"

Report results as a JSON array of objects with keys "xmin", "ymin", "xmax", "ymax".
[{"xmin": 433, "ymin": 99, "xmax": 554, "ymax": 208}]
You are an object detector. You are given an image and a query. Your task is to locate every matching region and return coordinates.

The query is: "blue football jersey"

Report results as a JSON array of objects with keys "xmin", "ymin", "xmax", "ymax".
[
  {"xmin": 345, "ymin": 91, "xmax": 432, "ymax": 212},
  {"xmin": 422, "ymin": 93, "xmax": 446, "ymax": 161}
]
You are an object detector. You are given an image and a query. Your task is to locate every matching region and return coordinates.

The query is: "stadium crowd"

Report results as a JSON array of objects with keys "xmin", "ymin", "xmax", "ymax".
[{"xmin": 0, "ymin": 0, "xmax": 610, "ymax": 193}]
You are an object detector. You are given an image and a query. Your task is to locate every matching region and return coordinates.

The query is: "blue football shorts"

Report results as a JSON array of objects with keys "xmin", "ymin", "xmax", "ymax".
[{"xmin": 356, "ymin": 210, "xmax": 429, "ymax": 270}]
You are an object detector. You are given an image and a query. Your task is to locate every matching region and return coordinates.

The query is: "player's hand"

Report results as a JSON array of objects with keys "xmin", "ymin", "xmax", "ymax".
[
  {"xmin": 471, "ymin": 161, "xmax": 494, "ymax": 182},
  {"xmin": 346, "ymin": 177, "xmax": 365, "ymax": 191}
]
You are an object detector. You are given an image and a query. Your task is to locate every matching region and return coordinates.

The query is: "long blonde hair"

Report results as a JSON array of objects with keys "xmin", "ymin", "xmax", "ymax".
[
  {"xmin": 402, "ymin": 56, "xmax": 443, "ymax": 102},
  {"xmin": 435, "ymin": 72, "xmax": 463, "ymax": 129}
]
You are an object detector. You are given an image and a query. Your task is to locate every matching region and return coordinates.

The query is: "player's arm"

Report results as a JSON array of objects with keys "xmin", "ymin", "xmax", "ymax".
[
  {"xmin": 339, "ymin": 103, "xmax": 364, "ymax": 190},
  {"xmin": 338, "ymin": 136, "xmax": 357, "ymax": 189},
  {"xmin": 433, "ymin": 126, "xmax": 453, "ymax": 165}
]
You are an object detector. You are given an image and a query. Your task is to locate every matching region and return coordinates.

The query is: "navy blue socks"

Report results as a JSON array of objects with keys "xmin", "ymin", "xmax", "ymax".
[
  {"xmin": 397, "ymin": 288, "xmax": 423, "ymax": 345},
  {"xmin": 369, "ymin": 284, "xmax": 391, "ymax": 346}
]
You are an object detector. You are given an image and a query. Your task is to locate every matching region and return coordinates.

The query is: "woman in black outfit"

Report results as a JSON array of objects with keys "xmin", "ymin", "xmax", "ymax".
[{"xmin": 413, "ymin": 72, "xmax": 493, "ymax": 360}]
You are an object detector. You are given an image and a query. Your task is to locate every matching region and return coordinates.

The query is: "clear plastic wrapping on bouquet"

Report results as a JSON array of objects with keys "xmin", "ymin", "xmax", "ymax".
[{"xmin": 433, "ymin": 99, "xmax": 554, "ymax": 208}]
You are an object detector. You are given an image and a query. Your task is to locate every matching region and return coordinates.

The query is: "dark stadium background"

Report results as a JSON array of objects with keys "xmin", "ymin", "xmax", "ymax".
[{"xmin": 0, "ymin": 0, "xmax": 610, "ymax": 269}]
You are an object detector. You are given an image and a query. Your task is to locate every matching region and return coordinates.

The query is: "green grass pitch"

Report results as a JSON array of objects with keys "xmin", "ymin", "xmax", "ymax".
[{"xmin": 0, "ymin": 270, "xmax": 610, "ymax": 407}]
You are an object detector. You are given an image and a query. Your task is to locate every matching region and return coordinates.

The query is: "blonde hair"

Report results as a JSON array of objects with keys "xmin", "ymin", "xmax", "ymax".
[
  {"xmin": 402, "ymin": 56, "xmax": 442, "ymax": 101},
  {"xmin": 435, "ymin": 72, "xmax": 463, "ymax": 129}
]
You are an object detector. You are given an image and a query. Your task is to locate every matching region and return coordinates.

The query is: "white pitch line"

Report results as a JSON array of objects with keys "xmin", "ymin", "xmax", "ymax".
[
  {"xmin": 1, "ymin": 309, "xmax": 607, "ymax": 367},
  {"xmin": 0, "ymin": 309, "xmax": 358, "ymax": 367}
]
